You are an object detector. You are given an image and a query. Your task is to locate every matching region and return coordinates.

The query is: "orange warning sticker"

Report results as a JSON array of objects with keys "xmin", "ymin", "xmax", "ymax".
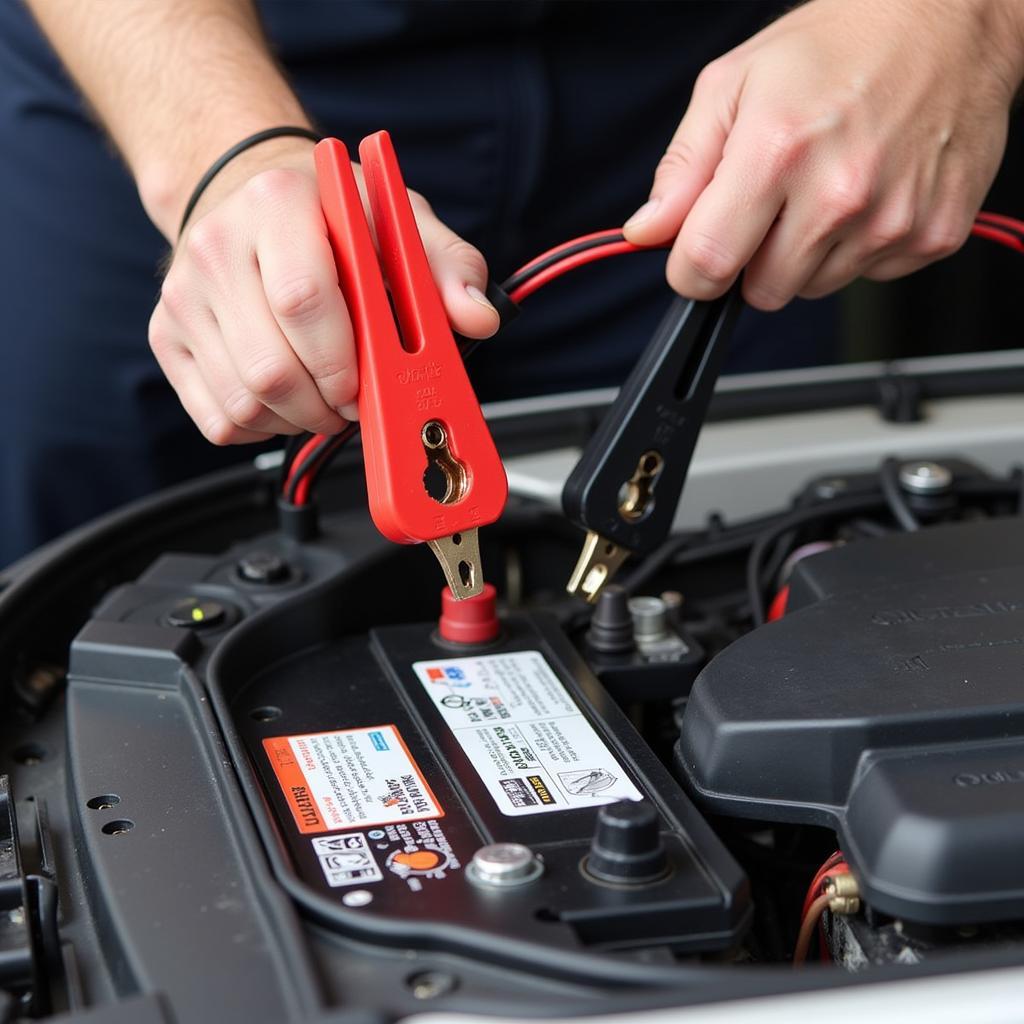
[{"xmin": 263, "ymin": 725, "xmax": 443, "ymax": 835}]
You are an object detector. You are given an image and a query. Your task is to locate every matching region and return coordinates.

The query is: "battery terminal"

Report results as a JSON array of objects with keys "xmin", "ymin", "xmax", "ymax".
[{"xmin": 824, "ymin": 872, "xmax": 860, "ymax": 915}]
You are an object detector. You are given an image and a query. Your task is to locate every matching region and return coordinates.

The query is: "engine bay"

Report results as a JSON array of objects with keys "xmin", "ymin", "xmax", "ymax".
[{"xmin": 1, "ymin": 367, "xmax": 1024, "ymax": 1022}]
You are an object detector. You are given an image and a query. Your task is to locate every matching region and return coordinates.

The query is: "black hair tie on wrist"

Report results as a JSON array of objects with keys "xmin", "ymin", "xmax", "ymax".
[{"xmin": 177, "ymin": 125, "xmax": 322, "ymax": 238}]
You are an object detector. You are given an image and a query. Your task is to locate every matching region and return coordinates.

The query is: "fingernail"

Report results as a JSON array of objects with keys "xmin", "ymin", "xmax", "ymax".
[
  {"xmin": 465, "ymin": 284, "xmax": 498, "ymax": 315},
  {"xmin": 337, "ymin": 403, "xmax": 359, "ymax": 421},
  {"xmin": 625, "ymin": 198, "xmax": 660, "ymax": 229}
]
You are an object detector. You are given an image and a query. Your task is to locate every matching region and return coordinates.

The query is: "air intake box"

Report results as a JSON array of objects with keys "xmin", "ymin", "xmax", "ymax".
[{"xmin": 676, "ymin": 518, "xmax": 1024, "ymax": 926}]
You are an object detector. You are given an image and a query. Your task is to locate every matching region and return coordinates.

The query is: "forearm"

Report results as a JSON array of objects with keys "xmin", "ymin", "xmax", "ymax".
[{"xmin": 24, "ymin": 0, "xmax": 311, "ymax": 237}]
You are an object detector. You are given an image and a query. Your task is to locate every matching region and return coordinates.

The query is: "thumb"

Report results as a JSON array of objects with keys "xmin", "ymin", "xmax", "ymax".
[
  {"xmin": 413, "ymin": 196, "xmax": 500, "ymax": 340},
  {"xmin": 623, "ymin": 59, "xmax": 739, "ymax": 246}
]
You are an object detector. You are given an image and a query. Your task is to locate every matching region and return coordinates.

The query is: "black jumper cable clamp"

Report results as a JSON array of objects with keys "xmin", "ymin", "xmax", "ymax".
[{"xmin": 562, "ymin": 286, "xmax": 743, "ymax": 602}]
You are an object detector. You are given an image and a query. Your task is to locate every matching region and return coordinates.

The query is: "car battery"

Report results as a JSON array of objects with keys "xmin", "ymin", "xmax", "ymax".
[{"xmin": 242, "ymin": 596, "xmax": 750, "ymax": 966}]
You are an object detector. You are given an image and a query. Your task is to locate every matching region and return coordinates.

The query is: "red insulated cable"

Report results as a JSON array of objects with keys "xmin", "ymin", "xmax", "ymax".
[
  {"xmin": 970, "ymin": 222, "xmax": 1024, "ymax": 254},
  {"xmin": 507, "ymin": 215, "xmax": 1024, "ymax": 308},
  {"xmin": 293, "ymin": 469, "xmax": 314, "ymax": 507},
  {"xmin": 975, "ymin": 211, "xmax": 1024, "ymax": 236},
  {"xmin": 510, "ymin": 229, "xmax": 629, "ymax": 278},
  {"xmin": 802, "ymin": 852, "xmax": 848, "ymax": 920},
  {"xmin": 766, "ymin": 585, "xmax": 790, "ymax": 622},
  {"xmin": 284, "ymin": 434, "xmax": 327, "ymax": 493},
  {"xmin": 801, "ymin": 851, "xmax": 851, "ymax": 964},
  {"xmin": 507, "ymin": 240, "xmax": 646, "ymax": 303}
]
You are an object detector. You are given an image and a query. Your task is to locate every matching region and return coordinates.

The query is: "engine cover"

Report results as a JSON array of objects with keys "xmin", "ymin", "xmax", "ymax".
[{"xmin": 676, "ymin": 517, "xmax": 1024, "ymax": 926}]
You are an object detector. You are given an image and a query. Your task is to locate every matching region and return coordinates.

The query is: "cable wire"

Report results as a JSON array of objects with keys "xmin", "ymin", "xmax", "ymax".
[
  {"xmin": 746, "ymin": 493, "xmax": 894, "ymax": 625},
  {"xmin": 970, "ymin": 223, "xmax": 1024, "ymax": 254},
  {"xmin": 500, "ymin": 230, "xmax": 630, "ymax": 293},
  {"xmin": 793, "ymin": 893, "xmax": 832, "ymax": 966},
  {"xmin": 975, "ymin": 211, "xmax": 1024, "ymax": 240}
]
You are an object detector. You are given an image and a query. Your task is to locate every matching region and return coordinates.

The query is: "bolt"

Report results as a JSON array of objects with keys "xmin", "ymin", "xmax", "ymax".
[
  {"xmin": 899, "ymin": 460, "xmax": 953, "ymax": 495},
  {"xmin": 815, "ymin": 478, "xmax": 848, "ymax": 500},
  {"xmin": 408, "ymin": 971, "xmax": 459, "ymax": 1000},
  {"xmin": 467, "ymin": 843, "xmax": 542, "ymax": 888},
  {"xmin": 237, "ymin": 551, "xmax": 290, "ymax": 585}
]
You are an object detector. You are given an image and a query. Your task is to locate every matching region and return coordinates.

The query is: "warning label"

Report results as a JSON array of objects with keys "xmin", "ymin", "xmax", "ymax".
[
  {"xmin": 263, "ymin": 724, "xmax": 443, "ymax": 834},
  {"xmin": 412, "ymin": 651, "xmax": 643, "ymax": 816},
  {"xmin": 311, "ymin": 832, "xmax": 383, "ymax": 887}
]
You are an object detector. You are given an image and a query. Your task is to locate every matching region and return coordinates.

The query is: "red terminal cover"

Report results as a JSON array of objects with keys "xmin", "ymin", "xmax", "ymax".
[
  {"xmin": 314, "ymin": 132, "xmax": 507, "ymax": 545},
  {"xmin": 438, "ymin": 583, "xmax": 500, "ymax": 645}
]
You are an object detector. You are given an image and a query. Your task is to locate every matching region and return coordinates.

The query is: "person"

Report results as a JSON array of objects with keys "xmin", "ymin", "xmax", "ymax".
[{"xmin": 2, "ymin": 0, "xmax": 1021, "ymax": 566}]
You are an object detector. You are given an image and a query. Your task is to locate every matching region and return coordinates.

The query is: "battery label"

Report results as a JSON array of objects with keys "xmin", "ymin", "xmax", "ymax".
[
  {"xmin": 263, "ymin": 725, "xmax": 443, "ymax": 835},
  {"xmin": 311, "ymin": 833, "xmax": 383, "ymax": 887},
  {"xmin": 412, "ymin": 651, "xmax": 642, "ymax": 816}
]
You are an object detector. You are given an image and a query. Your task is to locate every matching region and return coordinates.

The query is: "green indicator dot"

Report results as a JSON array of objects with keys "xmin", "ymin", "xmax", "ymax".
[{"xmin": 191, "ymin": 607, "xmax": 205, "ymax": 622}]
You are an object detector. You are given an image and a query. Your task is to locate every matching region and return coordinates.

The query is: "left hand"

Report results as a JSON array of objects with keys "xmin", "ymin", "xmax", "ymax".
[{"xmin": 624, "ymin": 0, "xmax": 1024, "ymax": 310}]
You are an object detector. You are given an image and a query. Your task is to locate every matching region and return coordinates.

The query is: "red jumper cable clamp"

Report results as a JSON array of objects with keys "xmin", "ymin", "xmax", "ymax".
[{"xmin": 314, "ymin": 131, "xmax": 507, "ymax": 600}]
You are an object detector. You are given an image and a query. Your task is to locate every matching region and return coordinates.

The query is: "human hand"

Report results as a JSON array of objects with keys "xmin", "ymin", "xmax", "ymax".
[
  {"xmin": 624, "ymin": 0, "xmax": 1024, "ymax": 310},
  {"xmin": 149, "ymin": 138, "xmax": 499, "ymax": 444}
]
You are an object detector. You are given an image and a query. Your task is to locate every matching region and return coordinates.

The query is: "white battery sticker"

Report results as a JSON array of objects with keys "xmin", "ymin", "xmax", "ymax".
[
  {"xmin": 412, "ymin": 650, "xmax": 643, "ymax": 816},
  {"xmin": 263, "ymin": 724, "xmax": 443, "ymax": 834},
  {"xmin": 311, "ymin": 832, "xmax": 383, "ymax": 887}
]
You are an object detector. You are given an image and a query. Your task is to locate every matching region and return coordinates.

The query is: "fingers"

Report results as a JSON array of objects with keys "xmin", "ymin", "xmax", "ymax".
[
  {"xmin": 154, "ymin": 145, "xmax": 501, "ymax": 449},
  {"xmin": 149, "ymin": 306, "xmax": 278, "ymax": 445},
  {"xmin": 800, "ymin": 190, "xmax": 972, "ymax": 298},
  {"xmin": 623, "ymin": 58, "xmax": 740, "ymax": 248},
  {"xmin": 631, "ymin": 0, "xmax": 1015, "ymax": 312},
  {"xmin": 254, "ymin": 172, "xmax": 359, "ymax": 415},
  {"xmin": 742, "ymin": 165, "xmax": 883, "ymax": 308},
  {"xmin": 664, "ymin": 104, "xmax": 790, "ymax": 300},
  {"xmin": 212, "ymin": 171, "xmax": 345, "ymax": 434},
  {"xmin": 411, "ymin": 191, "xmax": 500, "ymax": 340},
  {"xmin": 861, "ymin": 200, "xmax": 975, "ymax": 285},
  {"xmin": 155, "ymin": 164, "xmax": 353, "ymax": 441}
]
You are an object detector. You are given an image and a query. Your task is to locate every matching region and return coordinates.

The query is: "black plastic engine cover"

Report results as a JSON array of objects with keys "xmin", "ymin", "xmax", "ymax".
[{"xmin": 676, "ymin": 517, "xmax": 1024, "ymax": 926}]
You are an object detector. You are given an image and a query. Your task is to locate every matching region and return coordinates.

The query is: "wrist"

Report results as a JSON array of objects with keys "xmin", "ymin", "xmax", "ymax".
[
  {"xmin": 139, "ymin": 120, "xmax": 316, "ymax": 240},
  {"xmin": 982, "ymin": 0, "xmax": 1024, "ymax": 95}
]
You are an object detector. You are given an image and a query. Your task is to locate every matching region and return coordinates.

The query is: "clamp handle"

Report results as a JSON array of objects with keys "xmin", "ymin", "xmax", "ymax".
[
  {"xmin": 314, "ymin": 132, "xmax": 507, "ymax": 546},
  {"xmin": 562, "ymin": 287, "xmax": 742, "ymax": 556}
]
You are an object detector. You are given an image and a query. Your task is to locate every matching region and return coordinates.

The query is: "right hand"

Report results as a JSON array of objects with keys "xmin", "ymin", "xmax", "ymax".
[{"xmin": 149, "ymin": 138, "xmax": 500, "ymax": 445}]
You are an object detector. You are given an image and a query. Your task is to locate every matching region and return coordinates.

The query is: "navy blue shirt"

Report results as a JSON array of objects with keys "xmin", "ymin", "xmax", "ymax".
[{"xmin": 0, "ymin": 0, "xmax": 834, "ymax": 563}]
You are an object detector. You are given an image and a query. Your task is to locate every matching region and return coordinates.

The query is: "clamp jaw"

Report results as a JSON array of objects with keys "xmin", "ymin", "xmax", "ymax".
[
  {"xmin": 315, "ymin": 132, "xmax": 508, "ymax": 599},
  {"xmin": 562, "ymin": 288, "xmax": 742, "ymax": 602}
]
